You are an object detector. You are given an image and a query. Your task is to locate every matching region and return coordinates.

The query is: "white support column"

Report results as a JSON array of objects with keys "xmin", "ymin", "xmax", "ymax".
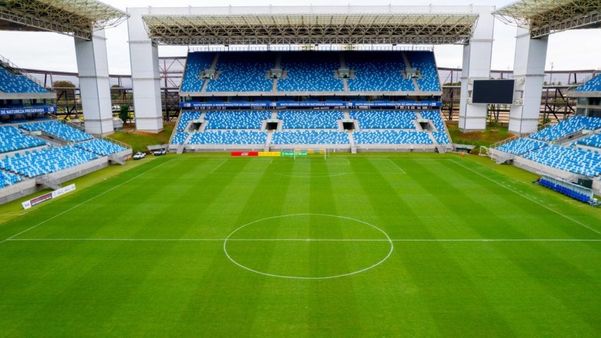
[
  {"xmin": 75, "ymin": 30, "xmax": 114, "ymax": 136},
  {"xmin": 509, "ymin": 27, "xmax": 548, "ymax": 135},
  {"xmin": 459, "ymin": 8, "xmax": 495, "ymax": 132},
  {"xmin": 127, "ymin": 7, "xmax": 163, "ymax": 133}
]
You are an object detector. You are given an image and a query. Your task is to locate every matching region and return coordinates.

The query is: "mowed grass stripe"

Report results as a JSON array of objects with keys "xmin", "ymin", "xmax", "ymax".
[{"xmin": 401, "ymin": 159, "xmax": 600, "ymax": 334}]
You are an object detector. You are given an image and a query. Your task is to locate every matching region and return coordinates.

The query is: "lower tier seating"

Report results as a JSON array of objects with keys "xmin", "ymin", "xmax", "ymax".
[
  {"xmin": 172, "ymin": 132, "xmax": 189, "ymax": 145},
  {"xmin": 272, "ymin": 131, "xmax": 349, "ymax": 145},
  {"xmin": 0, "ymin": 146, "xmax": 98, "ymax": 178},
  {"xmin": 421, "ymin": 111, "xmax": 450, "ymax": 144},
  {"xmin": 529, "ymin": 116, "xmax": 601, "ymax": 141},
  {"xmin": 279, "ymin": 111, "xmax": 343, "ymax": 129},
  {"xmin": 0, "ymin": 170, "xmax": 21, "ymax": 189},
  {"xmin": 75, "ymin": 139, "xmax": 127, "ymax": 156},
  {"xmin": 205, "ymin": 111, "xmax": 270, "ymax": 129},
  {"xmin": 20, "ymin": 121, "xmax": 93, "ymax": 142},
  {"xmin": 0, "ymin": 126, "xmax": 46, "ymax": 154},
  {"xmin": 576, "ymin": 133, "xmax": 601, "ymax": 149},
  {"xmin": 496, "ymin": 138, "xmax": 548, "ymax": 156},
  {"xmin": 188, "ymin": 131, "xmax": 267, "ymax": 145},
  {"xmin": 176, "ymin": 111, "xmax": 201, "ymax": 132},
  {"xmin": 351, "ymin": 111, "xmax": 416, "ymax": 129},
  {"xmin": 354, "ymin": 131, "xmax": 433, "ymax": 145},
  {"xmin": 524, "ymin": 145, "xmax": 601, "ymax": 177}
]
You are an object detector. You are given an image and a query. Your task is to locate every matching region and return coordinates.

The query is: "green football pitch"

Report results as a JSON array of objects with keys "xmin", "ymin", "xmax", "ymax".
[{"xmin": 0, "ymin": 153, "xmax": 600, "ymax": 337}]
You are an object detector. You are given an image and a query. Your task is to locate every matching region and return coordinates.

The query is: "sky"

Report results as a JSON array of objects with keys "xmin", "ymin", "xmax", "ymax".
[{"xmin": 0, "ymin": 0, "xmax": 599, "ymax": 75}]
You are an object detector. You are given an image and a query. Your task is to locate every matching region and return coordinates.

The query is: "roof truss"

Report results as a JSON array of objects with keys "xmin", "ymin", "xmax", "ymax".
[
  {"xmin": 143, "ymin": 14, "xmax": 478, "ymax": 46},
  {"xmin": 495, "ymin": 0, "xmax": 601, "ymax": 38},
  {"xmin": 0, "ymin": 0, "xmax": 127, "ymax": 40}
]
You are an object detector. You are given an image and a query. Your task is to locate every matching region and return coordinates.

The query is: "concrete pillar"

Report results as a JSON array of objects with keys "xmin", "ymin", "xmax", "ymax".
[
  {"xmin": 458, "ymin": 9, "xmax": 495, "ymax": 132},
  {"xmin": 75, "ymin": 30, "xmax": 114, "ymax": 135},
  {"xmin": 127, "ymin": 7, "xmax": 163, "ymax": 133},
  {"xmin": 509, "ymin": 27, "xmax": 548, "ymax": 135}
]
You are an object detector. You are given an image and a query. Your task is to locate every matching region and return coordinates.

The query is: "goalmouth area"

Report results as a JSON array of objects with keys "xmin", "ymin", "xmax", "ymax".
[{"xmin": 0, "ymin": 153, "xmax": 599, "ymax": 337}]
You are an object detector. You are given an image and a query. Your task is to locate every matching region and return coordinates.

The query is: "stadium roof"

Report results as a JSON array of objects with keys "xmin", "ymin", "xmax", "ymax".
[
  {"xmin": 0, "ymin": 0, "xmax": 127, "ymax": 40},
  {"xmin": 141, "ymin": 6, "xmax": 481, "ymax": 46},
  {"xmin": 495, "ymin": 0, "xmax": 601, "ymax": 38}
]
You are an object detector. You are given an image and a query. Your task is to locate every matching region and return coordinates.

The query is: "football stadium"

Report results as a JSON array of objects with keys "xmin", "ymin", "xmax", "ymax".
[{"xmin": 0, "ymin": 0, "xmax": 600, "ymax": 336}]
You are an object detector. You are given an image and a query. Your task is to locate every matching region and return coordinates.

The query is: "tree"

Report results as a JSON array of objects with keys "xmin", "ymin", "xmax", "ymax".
[{"xmin": 119, "ymin": 105, "xmax": 130, "ymax": 124}]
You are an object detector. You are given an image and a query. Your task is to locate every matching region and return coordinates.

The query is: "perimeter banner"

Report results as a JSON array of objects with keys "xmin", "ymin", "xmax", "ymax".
[{"xmin": 22, "ymin": 184, "xmax": 77, "ymax": 210}]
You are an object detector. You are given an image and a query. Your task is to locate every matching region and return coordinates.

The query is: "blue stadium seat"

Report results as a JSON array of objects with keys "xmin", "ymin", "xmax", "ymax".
[
  {"xmin": 181, "ymin": 53, "xmax": 215, "ymax": 92},
  {"xmin": 346, "ymin": 52, "xmax": 415, "ymax": 92},
  {"xmin": 408, "ymin": 52, "xmax": 441, "ymax": 92},
  {"xmin": 172, "ymin": 132, "xmax": 189, "ymax": 145},
  {"xmin": 207, "ymin": 53, "xmax": 274, "ymax": 92},
  {"xmin": 188, "ymin": 131, "xmax": 267, "ymax": 145},
  {"xmin": 0, "ymin": 64, "xmax": 48, "ymax": 93},
  {"xmin": 351, "ymin": 110, "xmax": 416, "ymax": 129},
  {"xmin": 575, "ymin": 74, "xmax": 601, "ymax": 92},
  {"xmin": 576, "ymin": 133, "xmax": 601, "ymax": 149},
  {"xmin": 0, "ymin": 126, "xmax": 46, "ymax": 154},
  {"xmin": 354, "ymin": 131, "xmax": 433, "ymax": 144},
  {"xmin": 421, "ymin": 110, "xmax": 451, "ymax": 144},
  {"xmin": 205, "ymin": 111, "xmax": 271, "ymax": 129},
  {"xmin": 74, "ymin": 139, "xmax": 127, "ymax": 156},
  {"xmin": 524, "ymin": 145, "xmax": 601, "ymax": 177},
  {"xmin": 20, "ymin": 121, "xmax": 92, "ymax": 142},
  {"xmin": 176, "ymin": 111, "xmax": 202, "ymax": 132},
  {"xmin": 0, "ymin": 146, "xmax": 98, "ymax": 178},
  {"xmin": 529, "ymin": 116, "xmax": 601, "ymax": 141},
  {"xmin": 272, "ymin": 131, "xmax": 349, "ymax": 145},
  {"xmin": 0, "ymin": 170, "xmax": 22, "ymax": 189},
  {"xmin": 278, "ymin": 110, "xmax": 343, "ymax": 129},
  {"xmin": 496, "ymin": 138, "xmax": 548, "ymax": 156},
  {"xmin": 278, "ymin": 53, "xmax": 343, "ymax": 92}
]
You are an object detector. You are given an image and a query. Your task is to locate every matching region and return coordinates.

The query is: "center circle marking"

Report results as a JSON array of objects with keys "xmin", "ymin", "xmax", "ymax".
[{"xmin": 223, "ymin": 213, "xmax": 394, "ymax": 280}]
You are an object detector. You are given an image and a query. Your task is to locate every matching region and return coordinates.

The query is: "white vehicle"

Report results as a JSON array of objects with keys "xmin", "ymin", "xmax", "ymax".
[{"xmin": 133, "ymin": 152, "xmax": 147, "ymax": 160}]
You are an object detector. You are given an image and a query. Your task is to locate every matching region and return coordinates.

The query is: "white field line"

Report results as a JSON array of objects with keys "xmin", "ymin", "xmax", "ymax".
[
  {"xmin": 6, "ymin": 238, "xmax": 601, "ymax": 243},
  {"xmin": 0, "ymin": 159, "xmax": 176, "ymax": 244},
  {"xmin": 451, "ymin": 159, "xmax": 601, "ymax": 236},
  {"xmin": 386, "ymin": 158, "xmax": 407, "ymax": 174}
]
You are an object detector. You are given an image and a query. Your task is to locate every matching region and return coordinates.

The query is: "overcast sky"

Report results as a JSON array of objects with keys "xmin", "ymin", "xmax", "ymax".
[{"xmin": 0, "ymin": 0, "xmax": 599, "ymax": 74}]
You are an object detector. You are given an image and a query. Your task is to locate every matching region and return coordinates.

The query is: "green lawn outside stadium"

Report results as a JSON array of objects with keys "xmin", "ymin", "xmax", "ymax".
[{"xmin": 0, "ymin": 153, "xmax": 599, "ymax": 337}]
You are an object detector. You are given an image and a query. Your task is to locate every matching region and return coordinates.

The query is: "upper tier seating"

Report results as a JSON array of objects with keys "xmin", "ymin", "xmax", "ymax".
[
  {"xmin": 0, "ymin": 170, "xmax": 21, "ymax": 189},
  {"xmin": 279, "ymin": 110, "xmax": 343, "ymax": 129},
  {"xmin": 524, "ymin": 145, "xmax": 601, "ymax": 177},
  {"xmin": 408, "ymin": 52, "xmax": 441, "ymax": 92},
  {"xmin": 420, "ymin": 110, "xmax": 450, "ymax": 144},
  {"xmin": 0, "ymin": 126, "xmax": 46, "ymax": 154},
  {"xmin": 180, "ymin": 53, "xmax": 215, "ymax": 92},
  {"xmin": 346, "ymin": 52, "xmax": 415, "ymax": 92},
  {"xmin": 529, "ymin": 116, "xmax": 601, "ymax": 141},
  {"xmin": 20, "ymin": 121, "xmax": 92, "ymax": 142},
  {"xmin": 207, "ymin": 53, "xmax": 273, "ymax": 92},
  {"xmin": 496, "ymin": 138, "xmax": 548, "ymax": 156},
  {"xmin": 577, "ymin": 133, "xmax": 601, "ymax": 149},
  {"xmin": 351, "ymin": 110, "xmax": 416, "ymax": 129},
  {"xmin": 0, "ymin": 146, "xmax": 98, "ymax": 178},
  {"xmin": 75, "ymin": 139, "xmax": 127, "ymax": 156},
  {"xmin": 272, "ymin": 131, "xmax": 349, "ymax": 145},
  {"xmin": 188, "ymin": 131, "xmax": 267, "ymax": 145},
  {"xmin": 354, "ymin": 131, "xmax": 433, "ymax": 145},
  {"xmin": 0, "ymin": 65, "xmax": 47, "ymax": 93},
  {"xmin": 205, "ymin": 111, "xmax": 271, "ymax": 129},
  {"xmin": 278, "ymin": 53, "xmax": 343, "ymax": 92},
  {"xmin": 575, "ymin": 74, "xmax": 601, "ymax": 92}
]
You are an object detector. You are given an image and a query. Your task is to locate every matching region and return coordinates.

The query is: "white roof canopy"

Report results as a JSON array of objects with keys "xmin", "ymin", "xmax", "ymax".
[
  {"xmin": 0, "ymin": 0, "xmax": 127, "ymax": 40},
  {"xmin": 140, "ymin": 6, "xmax": 481, "ymax": 46},
  {"xmin": 495, "ymin": 0, "xmax": 601, "ymax": 38}
]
